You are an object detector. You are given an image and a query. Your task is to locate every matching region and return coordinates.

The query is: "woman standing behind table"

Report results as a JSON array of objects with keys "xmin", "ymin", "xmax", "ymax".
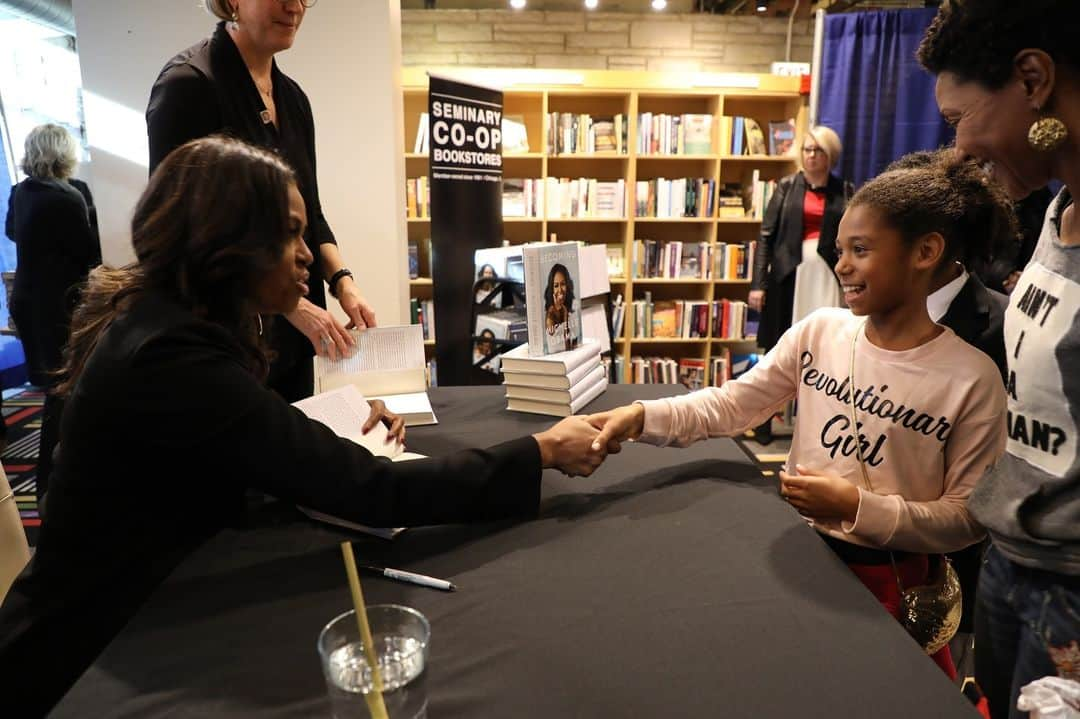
[
  {"xmin": 748, "ymin": 126, "xmax": 852, "ymax": 443},
  {"xmin": 146, "ymin": 0, "xmax": 374, "ymax": 402},
  {"xmin": 5, "ymin": 124, "xmax": 101, "ymax": 499},
  {"xmin": 919, "ymin": 2, "xmax": 1080, "ymax": 716}
]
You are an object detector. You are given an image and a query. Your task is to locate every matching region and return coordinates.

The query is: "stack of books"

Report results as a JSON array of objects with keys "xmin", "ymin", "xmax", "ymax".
[{"xmin": 501, "ymin": 341, "xmax": 607, "ymax": 417}]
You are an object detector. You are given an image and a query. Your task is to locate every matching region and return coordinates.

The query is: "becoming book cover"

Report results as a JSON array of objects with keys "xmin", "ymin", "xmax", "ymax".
[{"xmin": 523, "ymin": 242, "xmax": 583, "ymax": 356}]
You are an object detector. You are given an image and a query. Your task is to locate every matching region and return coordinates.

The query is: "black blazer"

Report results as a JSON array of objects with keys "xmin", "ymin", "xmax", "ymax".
[
  {"xmin": 5, "ymin": 178, "xmax": 101, "ymax": 385},
  {"xmin": 751, "ymin": 171, "xmax": 851, "ymax": 349},
  {"xmin": 146, "ymin": 22, "xmax": 336, "ymax": 366},
  {"xmin": 0, "ymin": 290, "xmax": 542, "ymax": 716},
  {"xmin": 938, "ymin": 273, "xmax": 1008, "ymax": 381}
]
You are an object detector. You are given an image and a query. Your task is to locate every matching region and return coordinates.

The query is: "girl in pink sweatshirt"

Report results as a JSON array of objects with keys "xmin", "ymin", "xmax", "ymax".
[{"xmin": 588, "ymin": 155, "xmax": 1013, "ymax": 677}]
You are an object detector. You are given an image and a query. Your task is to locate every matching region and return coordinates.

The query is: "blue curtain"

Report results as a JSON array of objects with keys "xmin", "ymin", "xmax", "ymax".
[
  {"xmin": 818, "ymin": 8, "xmax": 953, "ymax": 188},
  {"xmin": 0, "ymin": 130, "xmax": 27, "ymax": 388}
]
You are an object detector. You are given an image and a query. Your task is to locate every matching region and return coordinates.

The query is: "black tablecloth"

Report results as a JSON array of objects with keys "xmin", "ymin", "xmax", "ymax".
[{"xmin": 52, "ymin": 385, "xmax": 977, "ymax": 718}]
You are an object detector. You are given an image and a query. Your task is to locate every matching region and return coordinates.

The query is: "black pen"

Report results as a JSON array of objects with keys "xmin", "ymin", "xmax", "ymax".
[{"xmin": 360, "ymin": 564, "xmax": 457, "ymax": 592}]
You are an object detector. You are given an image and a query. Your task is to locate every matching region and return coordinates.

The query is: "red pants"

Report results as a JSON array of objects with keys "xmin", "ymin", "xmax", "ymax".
[{"xmin": 847, "ymin": 555, "xmax": 957, "ymax": 680}]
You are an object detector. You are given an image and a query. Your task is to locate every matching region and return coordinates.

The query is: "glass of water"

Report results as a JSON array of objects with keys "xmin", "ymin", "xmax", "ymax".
[{"xmin": 317, "ymin": 605, "xmax": 431, "ymax": 719}]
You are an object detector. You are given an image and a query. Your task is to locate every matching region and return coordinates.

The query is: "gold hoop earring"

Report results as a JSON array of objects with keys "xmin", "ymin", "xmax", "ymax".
[{"xmin": 1028, "ymin": 115, "xmax": 1068, "ymax": 152}]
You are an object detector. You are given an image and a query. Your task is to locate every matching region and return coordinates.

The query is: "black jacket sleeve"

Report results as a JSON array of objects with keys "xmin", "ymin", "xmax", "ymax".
[
  {"xmin": 296, "ymin": 87, "xmax": 336, "ymax": 248},
  {"xmin": 146, "ymin": 63, "xmax": 221, "ymax": 175},
  {"xmin": 5, "ymin": 182, "xmax": 16, "ymax": 241},
  {"xmin": 139, "ymin": 327, "xmax": 542, "ymax": 527},
  {"xmin": 752, "ymin": 176, "xmax": 792, "ymax": 291}
]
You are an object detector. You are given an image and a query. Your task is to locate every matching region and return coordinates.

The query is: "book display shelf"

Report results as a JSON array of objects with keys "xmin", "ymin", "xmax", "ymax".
[{"xmin": 401, "ymin": 68, "xmax": 806, "ymax": 384}]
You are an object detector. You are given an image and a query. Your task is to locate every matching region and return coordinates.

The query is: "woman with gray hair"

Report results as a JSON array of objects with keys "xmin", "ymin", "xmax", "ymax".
[
  {"xmin": 746, "ymin": 125, "xmax": 852, "ymax": 443},
  {"xmin": 4, "ymin": 123, "xmax": 101, "ymax": 499}
]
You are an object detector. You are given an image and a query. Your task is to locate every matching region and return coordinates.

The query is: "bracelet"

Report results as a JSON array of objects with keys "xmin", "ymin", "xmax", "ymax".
[{"xmin": 328, "ymin": 268, "xmax": 353, "ymax": 298}]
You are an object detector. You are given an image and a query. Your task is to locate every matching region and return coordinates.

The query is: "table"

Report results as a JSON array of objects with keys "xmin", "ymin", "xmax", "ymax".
[{"xmin": 53, "ymin": 385, "xmax": 977, "ymax": 718}]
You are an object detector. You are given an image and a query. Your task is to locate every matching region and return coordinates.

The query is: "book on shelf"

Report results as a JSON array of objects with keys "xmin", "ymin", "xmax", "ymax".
[
  {"xmin": 713, "ymin": 241, "xmax": 756, "ymax": 281},
  {"xmin": 547, "ymin": 112, "xmax": 626, "ymax": 155},
  {"xmin": 500, "ymin": 340, "xmax": 601, "ymax": 376},
  {"xmin": 605, "ymin": 245, "xmax": 625, "ymax": 278},
  {"xmin": 629, "ymin": 356, "xmax": 680, "ymax": 384},
  {"xmin": 506, "ymin": 374, "xmax": 608, "ymax": 417},
  {"xmin": 502, "ymin": 354, "xmax": 602, "ymax": 389},
  {"xmin": 682, "ymin": 114, "xmax": 713, "ymax": 154},
  {"xmin": 544, "ymin": 177, "xmax": 626, "ymax": 219},
  {"xmin": 408, "ymin": 241, "xmax": 419, "ymax": 279},
  {"xmin": 314, "ymin": 324, "xmax": 437, "ymax": 426},
  {"xmin": 502, "ymin": 114, "xmax": 530, "ymax": 154},
  {"xmin": 502, "ymin": 178, "xmax": 544, "ymax": 218},
  {"xmin": 711, "ymin": 347, "xmax": 731, "ymax": 386},
  {"xmin": 634, "ymin": 178, "xmax": 715, "ymax": 218},
  {"xmin": 405, "ymin": 176, "xmax": 430, "ymax": 218},
  {"xmin": 743, "ymin": 117, "xmax": 767, "ymax": 155},
  {"xmin": 768, "ymin": 119, "xmax": 796, "ymax": 156},
  {"xmin": 413, "ymin": 112, "xmax": 429, "ymax": 154},
  {"xmin": 627, "ymin": 298, "xmax": 709, "ymax": 339},
  {"xmin": 610, "ymin": 293, "xmax": 625, "ymax": 340},
  {"xmin": 523, "ymin": 242, "xmax": 584, "ymax": 356},
  {"xmin": 505, "ymin": 363, "xmax": 607, "ymax": 404},
  {"xmin": 632, "ymin": 240, "xmax": 712, "ymax": 279},
  {"xmin": 409, "ymin": 298, "xmax": 434, "ymax": 340},
  {"xmin": 678, "ymin": 358, "xmax": 707, "ymax": 391}
]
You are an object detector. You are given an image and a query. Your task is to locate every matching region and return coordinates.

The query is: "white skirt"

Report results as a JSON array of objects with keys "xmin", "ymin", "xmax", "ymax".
[{"xmin": 791, "ymin": 238, "xmax": 842, "ymax": 324}]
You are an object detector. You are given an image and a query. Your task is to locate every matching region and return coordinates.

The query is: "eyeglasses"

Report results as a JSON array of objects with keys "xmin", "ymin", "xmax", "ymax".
[
  {"xmin": 802, "ymin": 146, "xmax": 825, "ymax": 156},
  {"xmin": 276, "ymin": 0, "xmax": 317, "ymax": 7}
]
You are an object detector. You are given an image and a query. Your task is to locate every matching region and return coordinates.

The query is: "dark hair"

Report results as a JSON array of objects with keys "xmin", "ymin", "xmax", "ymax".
[
  {"xmin": 544, "ymin": 263, "xmax": 575, "ymax": 312},
  {"xmin": 478, "ymin": 329, "xmax": 495, "ymax": 340},
  {"xmin": 477, "ymin": 263, "xmax": 496, "ymax": 278},
  {"xmin": 917, "ymin": 0, "xmax": 1080, "ymax": 89},
  {"xmin": 850, "ymin": 150, "xmax": 1019, "ymax": 272},
  {"xmin": 57, "ymin": 136, "xmax": 297, "ymax": 395}
]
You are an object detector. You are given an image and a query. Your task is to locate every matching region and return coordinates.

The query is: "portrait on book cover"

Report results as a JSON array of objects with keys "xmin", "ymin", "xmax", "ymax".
[{"xmin": 543, "ymin": 261, "xmax": 580, "ymax": 353}]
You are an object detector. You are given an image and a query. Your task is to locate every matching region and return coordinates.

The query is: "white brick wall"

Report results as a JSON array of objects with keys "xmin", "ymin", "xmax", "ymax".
[{"xmin": 401, "ymin": 10, "xmax": 814, "ymax": 72}]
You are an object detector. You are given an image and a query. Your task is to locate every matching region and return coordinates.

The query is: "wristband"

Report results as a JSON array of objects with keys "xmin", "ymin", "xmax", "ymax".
[{"xmin": 328, "ymin": 268, "xmax": 353, "ymax": 298}]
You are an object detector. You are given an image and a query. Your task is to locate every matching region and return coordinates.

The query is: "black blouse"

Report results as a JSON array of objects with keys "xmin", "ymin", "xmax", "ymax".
[{"xmin": 146, "ymin": 22, "xmax": 335, "ymax": 315}]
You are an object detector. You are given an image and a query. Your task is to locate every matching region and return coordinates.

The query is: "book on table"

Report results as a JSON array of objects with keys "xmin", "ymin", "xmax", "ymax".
[
  {"xmin": 505, "ymin": 373, "xmax": 608, "ymax": 417},
  {"xmin": 314, "ymin": 324, "xmax": 436, "ymax": 426},
  {"xmin": 501, "ymin": 354, "xmax": 602, "ymax": 389},
  {"xmin": 505, "ymin": 364, "xmax": 607, "ymax": 404},
  {"xmin": 292, "ymin": 384, "xmax": 426, "ymax": 539},
  {"xmin": 500, "ymin": 340, "xmax": 601, "ymax": 376}
]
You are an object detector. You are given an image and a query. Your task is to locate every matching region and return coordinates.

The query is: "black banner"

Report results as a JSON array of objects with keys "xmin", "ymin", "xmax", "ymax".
[{"xmin": 428, "ymin": 74, "xmax": 503, "ymax": 385}]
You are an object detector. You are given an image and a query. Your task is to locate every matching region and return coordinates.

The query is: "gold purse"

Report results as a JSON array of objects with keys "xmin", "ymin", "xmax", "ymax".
[{"xmin": 847, "ymin": 321, "xmax": 962, "ymax": 655}]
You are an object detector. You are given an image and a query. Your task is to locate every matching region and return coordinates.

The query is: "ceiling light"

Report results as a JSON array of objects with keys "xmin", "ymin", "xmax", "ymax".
[
  {"xmin": 510, "ymin": 0, "xmax": 526, "ymax": 8},
  {"xmin": 651, "ymin": 0, "xmax": 667, "ymax": 9},
  {"xmin": 584, "ymin": 0, "xmax": 598, "ymax": 8},
  {"xmin": 756, "ymin": 0, "xmax": 768, "ymax": 11}
]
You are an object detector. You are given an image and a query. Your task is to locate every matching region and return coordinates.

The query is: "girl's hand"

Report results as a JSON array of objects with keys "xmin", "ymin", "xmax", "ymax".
[
  {"xmin": 748, "ymin": 290, "xmax": 765, "ymax": 312},
  {"xmin": 778, "ymin": 464, "xmax": 860, "ymax": 523},
  {"xmin": 285, "ymin": 298, "xmax": 354, "ymax": 360},
  {"xmin": 365, "ymin": 399, "xmax": 405, "ymax": 445}
]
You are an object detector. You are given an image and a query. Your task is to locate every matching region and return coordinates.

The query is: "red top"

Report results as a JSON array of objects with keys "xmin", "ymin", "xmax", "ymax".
[{"xmin": 802, "ymin": 188, "xmax": 826, "ymax": 242}]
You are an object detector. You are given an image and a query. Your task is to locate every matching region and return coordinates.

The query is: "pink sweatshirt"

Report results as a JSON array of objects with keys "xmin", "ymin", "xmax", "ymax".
[{"xmin": 637, "ymin": 308, "xmax": 1006, "ymax": 553}]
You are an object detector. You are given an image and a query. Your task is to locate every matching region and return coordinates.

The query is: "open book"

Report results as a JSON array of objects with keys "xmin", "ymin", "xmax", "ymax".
[
  {"xmin": 315, "ymin": 325, "xmax": 436, "ymax": 426},
  {"xmin": 292, "ymin": 384, "xmax": 426, "ymax": 539}
]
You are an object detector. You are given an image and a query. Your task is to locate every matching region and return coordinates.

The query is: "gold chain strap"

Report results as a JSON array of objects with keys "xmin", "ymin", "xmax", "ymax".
[{"xmin": 847, "ymin": 320, "xmax": 905, "ymax": 593}]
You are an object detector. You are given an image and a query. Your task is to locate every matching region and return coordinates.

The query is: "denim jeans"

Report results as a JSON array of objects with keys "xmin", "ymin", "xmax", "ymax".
[{"xmin": 975, "ymin": 544, "xmax": 1080, "ymax": 719}]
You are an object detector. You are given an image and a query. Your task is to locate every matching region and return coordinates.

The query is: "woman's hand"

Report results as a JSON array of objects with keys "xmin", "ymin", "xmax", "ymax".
[
  {"xmin": 533, "ymin": 416, "xmax": 607, "ymax": 477},
  {"xmin": 748, "ymin": 290, "xmax": 765, "ymax": 312},
  {"xmin": 335, "ymin": 277, "xmax": 377, "ymax": 329},
  {"xmin": 285, "ymin": 297, "xmax": 354, "ymax": 360},
  {"xmin": 585, "ymin": 404, "xmax": 645, "ymax": 452},
  {"xmin": 778, "ymin": 464, "xmax": 860, "ymax": 523},
  {"xmin": 365, "ymin": 399, "xmax": 405, "ymax": 445}
]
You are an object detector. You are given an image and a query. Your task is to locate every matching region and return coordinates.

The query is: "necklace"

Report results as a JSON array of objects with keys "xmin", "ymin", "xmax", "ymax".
[{"xmin": 255, "ymin": 80, "xmax": 272, "ymax": 98}]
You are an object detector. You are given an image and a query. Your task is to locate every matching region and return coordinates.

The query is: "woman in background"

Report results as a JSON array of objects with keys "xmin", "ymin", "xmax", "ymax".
[
  {"xmin": 747, "ymin": 125, "xmax": 852, "ymax": 443},
  {"xmin": 147, "ymin": 0, "xmax": 374, "ymax": 401},
  {"xmin": 5, "ymin": 124, "xmax": 100, "ymax": 499}
]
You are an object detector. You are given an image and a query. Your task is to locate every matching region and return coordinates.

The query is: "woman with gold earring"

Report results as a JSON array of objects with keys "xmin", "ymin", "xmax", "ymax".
[
  {"xmin": 147, "ymin": 0, "xmax": 377, "ymax": 403},
  {"xmin": 919, "ymin": 2, "xmax": 1080, "ymax": 717}
]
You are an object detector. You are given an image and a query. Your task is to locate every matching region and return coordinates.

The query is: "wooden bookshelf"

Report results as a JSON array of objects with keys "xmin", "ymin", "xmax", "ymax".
[{"xmin": 402, "ymin": 68, "xmax": 806, "ymax": 382}]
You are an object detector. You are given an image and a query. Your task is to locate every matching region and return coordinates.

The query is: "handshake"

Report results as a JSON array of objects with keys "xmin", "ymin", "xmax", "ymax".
[{"xmin": 531, "ymin": 403, "xmax": 648, "ymax": 477}]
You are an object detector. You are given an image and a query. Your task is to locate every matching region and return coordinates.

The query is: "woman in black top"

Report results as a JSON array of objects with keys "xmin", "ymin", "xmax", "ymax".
[
  {"xmin": 4, "ymin": 124, "xmax": 101, "ymax": 498},
  {"xmin": 0, "ymin": 137, "xmax": 606, "ymax": 716},
  {"xmin": 146, "ymin": 0, "xmax": 370, "ymax": 402}
]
